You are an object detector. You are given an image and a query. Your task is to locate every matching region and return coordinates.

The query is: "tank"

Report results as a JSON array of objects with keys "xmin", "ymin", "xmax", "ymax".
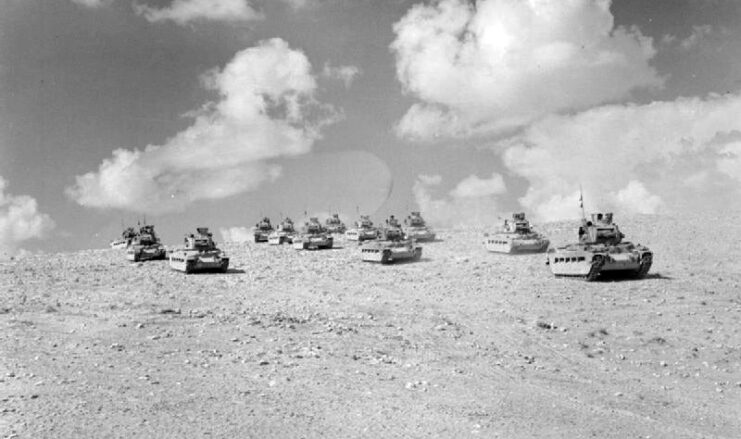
[
  {"xmin": 253, "ymin": 217, "xmax": 274, "ymax": 243},
  {"xmin": 361, "ymin": 215, "xmax": 422, "ymax": 263},
  {"xmin": 345, "ymin": 215, "xmax": 379, "ymax": 241},
  {"xmin": 403, "ymin": 211, "xmax": 436, "ymax": 242},
  {"xmin": 110, "ymin": 227, "xmax": 137, "ymax": 249},
  {"xmin": 292, "ymin": 217, "xmax": 333, "ymax": 250},
  {"xmin": 126, "ymin": 224, "xmax": 167, "ymax": 262},
  {"xmin": 547, "ymin": 213, "xmax": 652, "ymax": 281},
  {"xmin": 268, "ymin": 217, "xmax": 297, "ymax": 245},
  {"xmin": 484, "ymin": 212, "xmax": 550, "ymax": 254},
  {"xmin": 324, "ymin": 213, "xmax": 347, "ymax": 234},
  {"xmin": 169, "ymin": 227, "xmax": 229, "ymax": 274}
]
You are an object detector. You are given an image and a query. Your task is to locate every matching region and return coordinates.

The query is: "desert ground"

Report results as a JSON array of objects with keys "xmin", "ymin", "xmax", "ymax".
[{"xmin": 1, "ymin": 213, "xmax": 740, "ymax": 438}]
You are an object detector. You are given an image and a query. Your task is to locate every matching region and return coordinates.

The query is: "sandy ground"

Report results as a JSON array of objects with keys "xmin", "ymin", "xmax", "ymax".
[{"xmin": 1, "ymin": 213, "xmax": 740, "ymax": 438}]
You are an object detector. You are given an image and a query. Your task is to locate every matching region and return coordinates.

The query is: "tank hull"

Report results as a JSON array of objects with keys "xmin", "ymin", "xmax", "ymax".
[
  {"xmin": 405, "ymin": 227, "xmax": 436, "ymax": 242},
  {"xmin": 547, "ymin": 243, "xmax": 652, "ymax": 281},
  {"xmin": 126, "ymin": 245, "xmax": 167, "ymax": 262},
  {"xmin": 169, "ymin": 250, "xmax": 229, "ymax": 274},
  {"xmin": 345, "ymin": 228, "xmax": 378, "ymax": 241},
  {"xmin": 361, "ymin": 241, "xmax": 422, "ymax": 264},
  {"xmin": 485, "ymin": 234, "xmax": 550, "ymax": 254},
  {"xmin": 325, "ymin": 225, "xmax": 346, "ymax": 234},
  {"xmin": 253, "ymin": 231, "xmax": 271, "ymax": 243},
  {"xmin": 292, "ymin": 235, "xmax": 333, "ymax": 250},
  {"xmin": 268, "ymin": 231, "xmax": 295, "ymax": 245}
]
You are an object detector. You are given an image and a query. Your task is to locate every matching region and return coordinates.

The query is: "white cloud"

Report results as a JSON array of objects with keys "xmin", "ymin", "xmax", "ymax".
[
  {"xmin": 501, "ymin": 92, "xmax": 741, "ymax": 220},
  {"xmin": 413, "ymin": 173, "xmax": 505, "ymax": 227},
  {"xmin": 67, "ymin": 38, "xmax": 338, "ymax": 214},
  {"xmin": 70, "ymin": 0, "xmax": 113, "ymax": 7},
  {"xmin": 612, "ymin": 180, "xmax": 663, "ymax": 214},
  {"xmin": 281, "ymin": 0, "xmax": 310, "ymax": 10},
  {"xmin": 0, "ymin": 177, "xmax": 55, "ymax": 258},
  {"xmin": 219, "ymin": 226, "xmax": 252, "ymax": 243},
  {"xmin": 449, "ymin": 172, "xmax": 506, "ymax": 198},
  {"xmin": 322, "ymin": 63, "xmax": 361, "ymax": 88},
  {"xmin": 679, "ymin": 25, "xmax": 713, "ymax": 50},
  {"xmin": 134, "ymin": 0, "xmax": 262, "ymax": 25},
  {"xmin": 391, "ymin": 0, "xmax": 662, "ymax": 141}
]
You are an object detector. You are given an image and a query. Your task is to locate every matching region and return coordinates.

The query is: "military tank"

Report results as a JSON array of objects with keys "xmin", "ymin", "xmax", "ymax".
[
  {"xmin": 345, "ymin": 215, "xmax": 379, "ymax": 241},
  {"xmin": 253, "ymin": 217, "xmax": 274, "ymax": 243},
  {"xmin": 403, "ymin": 211, "xmax": 436, "ymax": 242},
  {"xmin": 484, "ymin": 212, "xmax": 549, "ymax": 254},
  {"xmin": 268, "ymin": 217, "xmax": 297, "ymax": 245},
  {"xmin": 169, "ymin": 227, "xmax": 229, "ymax": 274},
  {"xmin": 126, "ymin": 224, "xmax": 167, "ymax": 262},
  {"xmin": 324, "ymin": 213, "xmax": 347, "ymax": 234},
  {"xmin": 110, "ymin": 226, "xmax": 137, "ymax": 249},
  {"xmin": 547, "ymin": 212, "xmax": 652, "ymax": 281},
  {"xmin": 292, "ymin": 217, "xmax": 333, "ymax": 250},
  {"xmin": 361, "ymin": 215, "xmax": 422, "ymax": 264}
]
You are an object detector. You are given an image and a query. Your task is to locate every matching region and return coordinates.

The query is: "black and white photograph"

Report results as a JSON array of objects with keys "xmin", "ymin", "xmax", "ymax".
[{"xmin": 1, "ymin": 0, "xmax": 740, "ymax": 437}]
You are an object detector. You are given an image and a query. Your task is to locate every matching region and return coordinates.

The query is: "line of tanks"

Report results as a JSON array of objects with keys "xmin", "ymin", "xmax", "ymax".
[{"xmin": 110, "ymin": 210, "xmax": 652, "ymax": 281}]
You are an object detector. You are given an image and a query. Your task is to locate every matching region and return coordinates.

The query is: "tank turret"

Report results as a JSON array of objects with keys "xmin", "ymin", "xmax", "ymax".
[{"xmin": 324, "ymin": 213, "xmax": 347, "ymax": 234}]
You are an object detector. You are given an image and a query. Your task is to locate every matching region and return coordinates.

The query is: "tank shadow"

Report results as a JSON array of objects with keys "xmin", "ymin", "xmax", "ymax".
[{"xmin": 594, "ymin": 271, "xmax": 670, "ymax": 282}]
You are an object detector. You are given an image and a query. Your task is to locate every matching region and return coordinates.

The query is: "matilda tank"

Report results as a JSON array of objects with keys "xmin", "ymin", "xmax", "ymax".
[
  {"xmin": 292, "ymin": 217, "xmax": 333, "ymax": 250},
  {"xmin": 253, "ymin": 217, "xmax": 274, "ymax": 243},
  {"xmin": 361, "ymin": 215, "xmax": 422, "ymax": 263},
  {"xmin": 324, "ymin": 213, "xmax": 347, "ymax": 234},
  {"xmin": 547, "ymin": 213, "xmax": 652, "ymax": 281},
  {"xmin": 484, "ymin": 212, "xmax": 549, "ymax": 254},
  {"xmin": 169, "ymin": 227, "xmax": 229, "ymax": 274},
  {"xmin": 110, "ymin": 226, "xmax": 137, "ymax": 249},
  {"xmin": 403, "ymin": 211, "xmax": 436, "ymax": 242},
  {"xmin": 345, "ymin": 215, "xmax": 379, "ymax": 241},
  {"xmin": 126, "ymin": 224, "xmax": 167, "ymax": 262},
  {"xmin": 268, "ymin": 217, "xmax": 297, "ymax": 245}
]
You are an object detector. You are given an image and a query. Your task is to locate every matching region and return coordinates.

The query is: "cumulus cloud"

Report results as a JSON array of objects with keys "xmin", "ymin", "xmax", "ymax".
[
  {"xmin": 391, "ymin": 0, "xmax": 662, "ymax": 141},
  {"xmin": 322, "ymin": 63, "xmax": 361, "ymax": 88},
  {"xmin": 413, "ymin": 173, "xmax": 506, "ymax": 227},
  {"xmin": 70, "ymin": 0, "xmax": 113, "ymax": 7},
  {"xmin": 0, "ymin": 177, "xmax": 55, "ymax": 258},
  {"xmin": 449, "ymin": 172, "xmax": 506, "ymax": 198},
  {"xmin": 68, "ymin": 38, "xmax": 338, "ymax": 214},
  {"xmin": 134, "ymin": 0, "xmax": 262, "ymax": 25},
  {"xmin": 219, "ymin": 226, "xmax": 253, "ymax": 243},
  {"xmin": 501, "ymin": 92, "xmax": 741, "ymax": 220},
  {"xmin": 679, "ymin": 25, "xmax": 713, "ymax": 50}
]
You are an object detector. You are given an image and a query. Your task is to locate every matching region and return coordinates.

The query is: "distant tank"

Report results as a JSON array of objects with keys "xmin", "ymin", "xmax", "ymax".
[
  {"xmin": 292, "ymin": 217, "xmax": 333, "ymax": 250},
  {"xmin": 268, "ymin": 217, "xmax": 297, "ymax": 245},
  {"xmin": 324, "ymin": 213, "xmax": 347, "ymax": 234},
  {"xmin": 345, "ymin": 215, "xmax": 379, "ymax": 242},
  {"xmin": 547, "ymin": 212, "xmax": 652, "ymax": 281},
  {"xmin": 484, "ymin": 212, "xmax": 549, "ymax": 254},
  {"xmin": 169, "ymin": 227, "xmax": 229, "ymax": 274},
  {"xmin": 253, "ymin": 217, "xmax": 274, "ymax": 243},
  {"xmin": 361, "ymin": 215, "xmax": 422, "ymax": 264},
  {"xmin": 126, "ymin": 224, "xmax": 166, "ymax": 262},
  {"xmin": 110, "ymin": 227, "xmax": 137, "ymax": 249},
  {"xmin": 403, "ymin": 211, "xmax": 436, "ymax": 242}
]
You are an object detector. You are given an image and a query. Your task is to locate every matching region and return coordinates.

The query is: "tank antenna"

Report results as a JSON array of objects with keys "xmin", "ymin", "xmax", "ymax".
[{"xmin": 579, "ymin": 184, "xmax": 586, "ymax": 221}]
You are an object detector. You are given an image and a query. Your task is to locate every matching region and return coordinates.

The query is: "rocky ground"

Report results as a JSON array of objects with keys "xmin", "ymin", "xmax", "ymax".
[{"xmin": 1, "ymin": 213, "xmax": 740, "ymax": 438}]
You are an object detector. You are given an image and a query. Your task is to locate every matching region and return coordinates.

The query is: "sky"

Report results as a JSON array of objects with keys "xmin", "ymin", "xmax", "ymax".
[{"xmin": 0, "ymin": 0, "xmax": 740, "ymax": 255}]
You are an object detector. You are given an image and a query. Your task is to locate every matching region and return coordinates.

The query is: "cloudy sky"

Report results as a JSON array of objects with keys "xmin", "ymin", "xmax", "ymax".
[{"xmin": 1, "ymin": 0, "xmax": 740, "ymax": 255}]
